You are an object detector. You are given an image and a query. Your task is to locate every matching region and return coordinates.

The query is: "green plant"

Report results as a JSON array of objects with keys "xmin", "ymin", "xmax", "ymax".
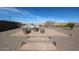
[
  {"xmin": 45, "ymin": 20, "xmax": 55, "ymax": 27},
  {"xmin": 65, "ymin": 22, "xmax": 75, "ymax": 30}
]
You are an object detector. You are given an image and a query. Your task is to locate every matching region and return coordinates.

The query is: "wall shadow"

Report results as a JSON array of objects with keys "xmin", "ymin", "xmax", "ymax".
[{"xmin": 0, "ymin": 20, "xmax": 22, "ymax": 32}]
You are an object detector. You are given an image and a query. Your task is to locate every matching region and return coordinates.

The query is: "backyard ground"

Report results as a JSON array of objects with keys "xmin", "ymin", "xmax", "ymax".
[{"xmin": 0, "ymin": 27, "xmax": 79, "ymax": 51}]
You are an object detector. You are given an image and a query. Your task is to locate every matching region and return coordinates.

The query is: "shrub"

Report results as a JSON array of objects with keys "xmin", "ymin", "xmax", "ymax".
[{"xmin": 65, "ymin": 22, "xmax": 75, "ymax": 30}]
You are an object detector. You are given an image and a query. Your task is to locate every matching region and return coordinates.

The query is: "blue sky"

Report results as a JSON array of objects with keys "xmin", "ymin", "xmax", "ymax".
[{"xmin": 0, "ymin": 7, "xmax": 79, "ymax": 24}]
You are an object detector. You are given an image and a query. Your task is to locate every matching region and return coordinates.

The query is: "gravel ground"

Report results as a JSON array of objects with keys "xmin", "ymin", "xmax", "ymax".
[{"xmin": 0, "ymin": 27, "xmax": 79, "ymax": 51}]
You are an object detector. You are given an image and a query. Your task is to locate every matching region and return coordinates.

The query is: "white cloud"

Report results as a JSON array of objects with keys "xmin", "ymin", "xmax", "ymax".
[
  {"xmin": 0, "ymin": 7, "xmax": 68, "ymax": 23},
  {"xmin": 0, "ymin": 7, "xmax": 21, "ymax": 13}
]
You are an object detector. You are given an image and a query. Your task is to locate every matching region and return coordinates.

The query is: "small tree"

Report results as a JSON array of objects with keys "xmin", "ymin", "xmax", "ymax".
[
  {"xmin": 65, "ymin": 22, "xmax": 75, "ymax": 30},
  {"xmin": 45, "ymin": 20, "xmax": 55, "ymax": 27}
]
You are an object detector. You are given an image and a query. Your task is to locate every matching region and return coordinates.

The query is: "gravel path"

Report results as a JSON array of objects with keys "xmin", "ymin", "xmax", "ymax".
[
  {"xmin": 10, "ymin": 28, "xmax": 69, "ymax": 37},
  {"xmin": 0, "ymin": 28, "xmax": 79, "ymax": 51},
  {"xmin": 9, "ymin": 28, "xmax": 69, "ymax": 51}
]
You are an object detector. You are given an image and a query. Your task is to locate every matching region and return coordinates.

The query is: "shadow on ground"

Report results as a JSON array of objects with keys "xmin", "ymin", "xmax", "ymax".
[{"xmin": 0, "ymin": 20, "xmax": 21, "ymax": 32}]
